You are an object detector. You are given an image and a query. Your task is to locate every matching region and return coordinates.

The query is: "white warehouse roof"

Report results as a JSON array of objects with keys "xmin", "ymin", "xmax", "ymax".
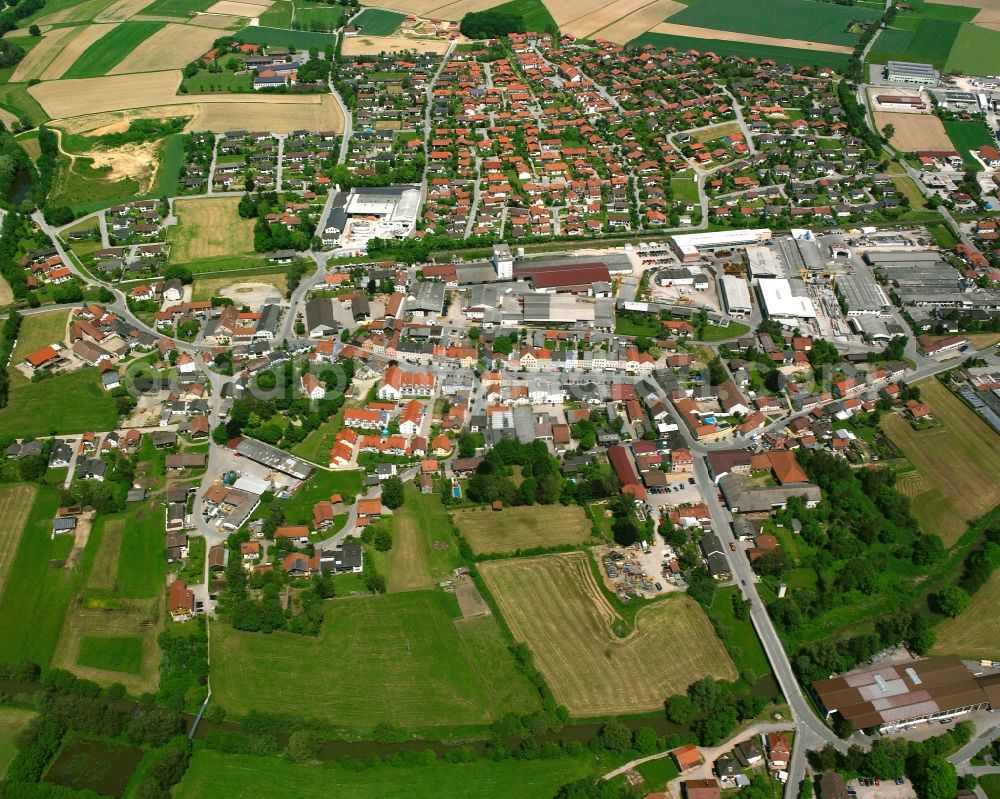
[
  {"xmin": 757, "ymin": 278, "xmax": 816, "ymax": 319},
  {"xmin": 720, "ymin": 274, "xmax": 752, "ymax": 313}
]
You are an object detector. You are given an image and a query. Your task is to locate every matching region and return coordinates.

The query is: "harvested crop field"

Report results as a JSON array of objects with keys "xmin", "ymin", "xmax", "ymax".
[
  {"xmin": 341, "ymin": 34, "xmax": 451, "ymax": 55},
  {"xmin": 479, "ymin": 552, "xmax": 737, "ymax": 716},
  {"xmin": 881, "ymin": 379, "xmax": 1000, "ymax": 545},
  {"xmin": 96, "ymin": 0, "xmax": 162, "ymax": 20},
  {"xmin": 108, "ymin": 23, "xmax": 218, "ymax": 73},
  {"xmin": 169, "ymin": 197, "xmax": 254, "ymax": 261},
  {"xmin": 30, "ymin": 69, "xmax": 181, "ymax": 117},
  {"xmin": 648, "ymin": 21, "xmax": 853, "ymax": 51},
  {"xmin": 62, "ymin": 21, "xmax": 165, "ymax": 79},
  {"xmin": 0, "ymin": 277, "xmax": 12, "ymax": 307},
  {"xmin": 205, "ymin": 0, "xmax": 270, "ymax": 14},
  {"xmin": 10, "ymin": 26, "xmax": 78, "ymax": 82},
  {"xmin": 420, "ymin": 0, "xmax": 503, "ymax": 19},
  {"xmin": 873, "ymin": 111, "xmax": 952, "ymax": 151},
  {"xmin": 0, "ymin": 485, "xmax": 38, "ymax": 602},
  {"xmin": 186, "ymin": 12, "xmax": 245, "ymax": 26},
  {"xmin": 932, "ymin": 569, "xmax": 1000, "ymax": 660},
  {"xmin": 575, "ymin": 0, "xmax": 685, "ymax": 43},
  {"xmin": 40, "ymin": 23, "xmax": 118, "ymax": 80},
  {"xmin": 453, "ymin": 504, "xmax": 592, "ymax": 554}
]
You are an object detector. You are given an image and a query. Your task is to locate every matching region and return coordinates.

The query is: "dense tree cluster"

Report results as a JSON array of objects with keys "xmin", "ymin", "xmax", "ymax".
[
  {"xmin": 466, "ymin": 439, "xmax": 561, "ymax": 506},
  {"xmin": 458, "ymin": 9, "xmax": 525, "ymax": 38},
  {"xmin": 664, "ymin": 678, "xmax": 767, "ymax": 746}
]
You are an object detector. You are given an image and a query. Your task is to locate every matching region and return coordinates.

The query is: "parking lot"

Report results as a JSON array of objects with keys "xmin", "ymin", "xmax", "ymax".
[{"xmin": 849, "ymin": 776, "xmax": 914, "ymax": 799}]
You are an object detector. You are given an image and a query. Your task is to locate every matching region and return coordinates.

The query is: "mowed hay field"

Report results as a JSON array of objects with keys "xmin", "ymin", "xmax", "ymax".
[
  {"xmin": 211, "ymin": 591, "xmax": 541, "ymax": 727},
  {"xmin": 108, "ymin": 23, "xmax": 219, "ymax": 73},
  {"xmin": 62, "ymin": 21, "xmax": 165, "ymax": 79},
  {"xmin": 168, "ymin": 197, "xmax": 254, "ymax": 262},
  {"xmin": 882, "ymin": 379, "xmax": 1000, "ymax": 544},
  {"xmin": 479, "ymin": 552, "xmax": 737, "ymax": 717},
  {"xmin": 30, "ymin": 70, "xmax": 183, "ymax": 117},
  {"xmin": 0, "ymin": 485, "xmax": 39, "ymax": 600},
  {"xmin": 932, "ymin": 569, "xmax": 1000, "ymax": 660},
  {"xmin": 453, "ymin": 504, "xmax": 593, "ymax": 555},
  {"xmin": 40, "ymin": 23, "xmax": 119, "ymax": 80},
  {"xmin": 874, "ymin": 111, "xmax": 954, "ymax": 151}
]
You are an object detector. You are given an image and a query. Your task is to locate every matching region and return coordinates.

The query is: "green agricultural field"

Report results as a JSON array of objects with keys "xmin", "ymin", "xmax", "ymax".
[
  {"xmin": 0, "ymin": 369, "xmax": 118, "ymax": 439},
  {"xmin": 668, "ymin": 0, "xmax": 881, "ymax": 46},
  {"xmin": 387, "ymin": 484, "xmax": 461, "ymax": 591},
  {"xmin": 77, "ymin": 635, "xmax": 144, "ymax": 675},
  {"xmin": 210, "ymin": 590, "xmax": 541, "ymax": 729},
  {"xmin": 279, "ymin": 468, "xmax": 362, "ymax": 525},
  {"xmin": 258, "ymin": 0, "xmax": 293, "ymax": 27},
  {"xmin": 62, "ymin": 22, "xmax": 166, "ymax": 79},
  {"xmin": 352, "ymin": 7, "xmax": 405, "ymax": 35},
  {"xmin": 489, "ymin": 0, "xmax": 558, "ymax": 34},
  {"xmin": 235, "ymin": 25, "xmax": 336, "ymax": 50},
  {"xmin": 0, "ymin": 707, "xmax": 35, "ymax": 779},
  {"xmin": 945, "ymin": 23, "xmax": 1000, "ymax": 75},
  {"xmin": 114, "ymin": 504, "xmax": 167, "ymax": 599},
  {"xmin": 139, "ymin": 0, "xmax": 216, "ymax": 15},
  {"xmin": 944, "ymin": 119, "xmax": 994, "ymax": 172},
  {"xmin": 177, "ymin": 750, "xmax": 601, "ymax": 799},
  {"xmin": 23, "ymin": 0, "xmax": 118, "ymax": 24},
  {"xmin": 0, "ymin": 487, "xmax": 97, "ymax": 667},
  {"xmin": 180, "ymin": 70, "xmax": 253, "ymax": 93},
  {"xmin": 295, "ymin": 1, "xmax": 346, "ymax": 30},
  {"xmin": 867, "ymin": 18, "xmax": 960, "ymax": 68},
  {"xmin": 628, "ymin": 31, "xmax": 852, "ymax": 70}
]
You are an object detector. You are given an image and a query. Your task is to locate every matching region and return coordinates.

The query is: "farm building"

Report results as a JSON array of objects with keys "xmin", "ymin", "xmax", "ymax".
[{"xmin": 812, "ymin": 655, "xmax": 1000, "ymax": 733}]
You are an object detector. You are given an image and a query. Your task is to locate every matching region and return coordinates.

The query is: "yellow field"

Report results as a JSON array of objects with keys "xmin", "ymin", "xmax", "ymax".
[
  {"xmin": 341, "ymin": 35, "xmax": 451, "ymax": 55},
  {"xmin": 108, "ymin": 23, "xmax": 219, "ymax": 73},
  {"xmin": 453, "ymin": 504, "xmax": 593, "ymax": 555},
  {"xmin": 30, "ymin": 69, "xmax": 181, "ymax": 116},
  {"xmin": 589, "ymin": 0, "xmax": 687, "ymax": 44},
  {"xmin": 873, "ymin": 111, "xmax": 952, "ymax": 151},
  {"xmin": 882, "ymin": 379, "xmax": 1000, "ymax": 544},
  {"xmin": 39, "ymin": 23, "xmax": 118, "ymax": 80},
  {"xmin": 205, "ymin": 0, "xmax": 270, "ymax": 14},
  {"xmin": 0, "ymin": 485, "xmax": 38, "ymax": 603},
  {"xmin": 422, "ymin": 0, "xmax": 505, "ymax": 19},
  {"xmin": 168, "ymin": 197, "xmax": 254, "ymax": 262},
  {"xmin": 479, "ymin": 552, "xmax": 737, "ymax": 716},
  {"xmin": 95, "ymin": 0, "xmax": 158, "ymax": 21},
  {"xmin": 10, "ymin": 26, "xmax": 78, "ymax": 82},
  {"xmin": 649, "ymin": 21, "xmax": 855, "ymax": 52},
  {"xmin": 932, "ymin": 569, "xmax": 1000, "ymax": 660},
  {"xmin": 0, "ymin": 277, "xmax": 12, "ymax": 307}
]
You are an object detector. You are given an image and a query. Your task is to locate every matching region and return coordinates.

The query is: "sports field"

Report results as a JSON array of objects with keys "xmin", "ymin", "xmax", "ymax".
[
  {"xmin": 176, "ymin": 750, "xmax": 600, "ymax": 799},
  {"xmin": 211, "ymin": 590, "xmax": 540, "ymax": 727},
  {"xmin": 387, "ymin": 484, "xmax": 461, "ymax": 592},
  {"xmin": 479, "ymin": 552, "xmax": 737, "ymax": 717},
  {"xmin": 0, "ymin": 369, "xmax": 118, "ymax": 439},
  {"xmin": 628, "ymin": 31, "xmax": 853, "ymax": 69},
  {"xmin": 0, "ymin": 707, "xmax": 35, "ymax": 780},
  {"xmin": 0, "ymin": 485, "xmax": 38, "ymax": 605},
  {"xmin": 666, "ymin": 0, "xmax": 881, "ymax": 46},
  {"xmin": 453, "ymin": 504, "xmax": 592, "ymax": 555},
  {"xmin": 882, "ymin": 380, "xmax": 1000, "ymax": 544},
  {"xmin": 352, "ymin": 7, "xmax": 405, "ymax": 34},
  {"xmin": 168, "ymin": 197, "xmax": 255, "ymax": 262},
  {"xmin": 62, "ymin": 21, "xmax": 166, "ymax": 79},
  {"xmin": 944, "ymin": 119, "xmax": 994, "ymax": 171},
  {"xmin": 932, "ymin": 569, "xmax": 1000, "ymax": 659},
  {"xmin": 873, "ymin": 111, "xmax": 953, "ymax": 151}
]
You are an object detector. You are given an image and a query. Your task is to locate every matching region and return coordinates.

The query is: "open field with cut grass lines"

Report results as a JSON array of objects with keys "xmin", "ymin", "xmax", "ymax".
[
  {"xmin": 169, "ymin": 197, "xmax": 255, "ymax": 262},
  {"xmin": 932, "ymin": 569, "xmax": 1000, "ymax": 659},
  {"xmin": 561, "ymin": 0, "xmax": 681, "ymax": 39},
  {"xmin": 666, "ymin": 0, "xmax": 881, "ymax": 46},
  {"xmin": 0, "ymin": 485, "xmax": 39, "ymax": 605},
  {"xmin": 648, "ymin": 20, "xmax": 854, "ymax": 52},
  {"xmin": 479, "ymin": 552, "xmax": 737, "ymax": 717},
  {"xmin": 211, "ymin": 590, "xmax": 540, "ymax": 728},
  {"xmin": 77, "ymin": 635, "xmax": 144, "ymax": 674},
  {"xmin": 342, "ymin": 34, "xmax": 452, "ymax": 55},
  {"xmin": 177, "ymin": 750, "xmax": 601, "ymax": 799},
  {"xmin": 453, "ymin": 504, "xmax": 593, "ymax": 555},
  {"xmin": 351, "ymin": 7, "xmax": 406, "ymax": 34},
  {"xmin": 139, "ymin": 0, "xmax": 217, "ymax": 15},
  {"xmin": 234, "ymin": 24, "xmax": 335, "ymax": 49},
  {"xmin": 882, "ymin": 379, "xmax": 1000, "ymax": 545},
  {"xmin": 586, "ymin": 0, "xmax": 687, "ymax": 44},
  {"xmin": 62, "ymin": 21, "xmax": 165, "ymax": 79}
]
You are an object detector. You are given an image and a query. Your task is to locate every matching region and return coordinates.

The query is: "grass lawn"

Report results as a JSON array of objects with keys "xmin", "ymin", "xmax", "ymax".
[
  {"xmin": 926, "ymin": 222, "xmax": 957, "ymax": 249},
  {"xmin": 0, "ymin": 486, "xmax": 97, "ymax": 667},
  {"xmin": 163, "ymin": 255, "xmax": 271, "ymax": 275},
  {"xmin": 257, "ymin": 0, "xmax": 292, "ymax": 26},
  {"xmin": 707, "ymin": 586, "xmax": 770, "ymax": 683},
  {"xmin": 882, "ymin": 379, "xmax": 1000, "ymax": 545},
  {"xmin": 114, "ymin": 503, "xmax": 167, "ymax": 599},
  {"xmin": 168, "ymin": 198, "xmax": 255, "ymax": 263},
  {"xmin": 615, "ymin": 316, "xmax": 660, "ymax": 337},
  {"xmin": 944, "ymin": 119, "xmax": 994, "ymax": 172},
  {"xmin": 280, "ymin": 467, "xmax": 362, "ymax": 525},
  {"xmin": 176, "ymin": 750, "xmax": 601, "ymax": 799},
  {"xmin": 77, "ymin": 635, "xmax": 144, "ymax": 674},
  {"xmin": 489, "ymin": 0, "xmax": 558, "ymax": 33},
  {"xmin": 944, "ymin": 23, "xmax": 1000, "ymax": 75},
  {"xmin": 628, "ymin": 31, "xmax": 851, "ymax": 70},
  {"xmin": 352, "ymin": 7, "xmax": 405, "ymax": 34},
  {"xmin": 453, "ymin": 504, "xmax": 592, "ymax": 555},
  {"xmin": 932, "ymin": 568, "xmax": 1000, "ymax": 659},
  {"xmin": 289, "ymin": 408, "xmax": 343, "ymax": 464},
  {"xmin": 140, "ymin": 0, "xmax": 216, "ymax": 15},
  {"xmin": 386, "ymin": 484, "xmax": 461, "ymax": 591},
  {"xmin": 294, "ymin": 1, "xmax": 345, "ymax": 29},
  {"xmin": 0, "ymin": 707, "xmax": 35, "ymax": 779},
  {"xmin": 635, "ymin": 756, "xmax": 680, "ymax": 792},
  {"xmin": 211, "ymin": 590, "xmax": 540, "ymax": 729},
  {"xmin": 980, "ymin": 775, "xmax": 1000, "ymax": 799},
  {"xmin": 671, "ymin": 176, "xmax": 700, "ymax": 203},
  {"xmin": 62, "ymin": 22, "xmax": 165, "ymax": 79},
  {"xmin": 0, "ymin": 369, "xmax": 118, "ymax": 439},
  {"xmin": 180, "ymin": 69, "xmax": 253, "ymax": 93},
  {"xmin": 696, "ymin": 321, "xmax": 750, "ymax": 342},
  {"xmin": 11, "ymin": 309, "xmax": 68, "ymax": 364},
  {"xmin": 669, "ymin": 0, "xmax": 880, "ymax": 45},
  {"xmin": 234, "ymin": 25, "xmax": 336, "ymax": 50}
]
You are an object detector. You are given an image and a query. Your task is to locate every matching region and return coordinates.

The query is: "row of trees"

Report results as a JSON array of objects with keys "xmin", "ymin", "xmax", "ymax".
[{"xmin": 664, "ymin": 677, "xmax": 768, "ymax": 746}]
